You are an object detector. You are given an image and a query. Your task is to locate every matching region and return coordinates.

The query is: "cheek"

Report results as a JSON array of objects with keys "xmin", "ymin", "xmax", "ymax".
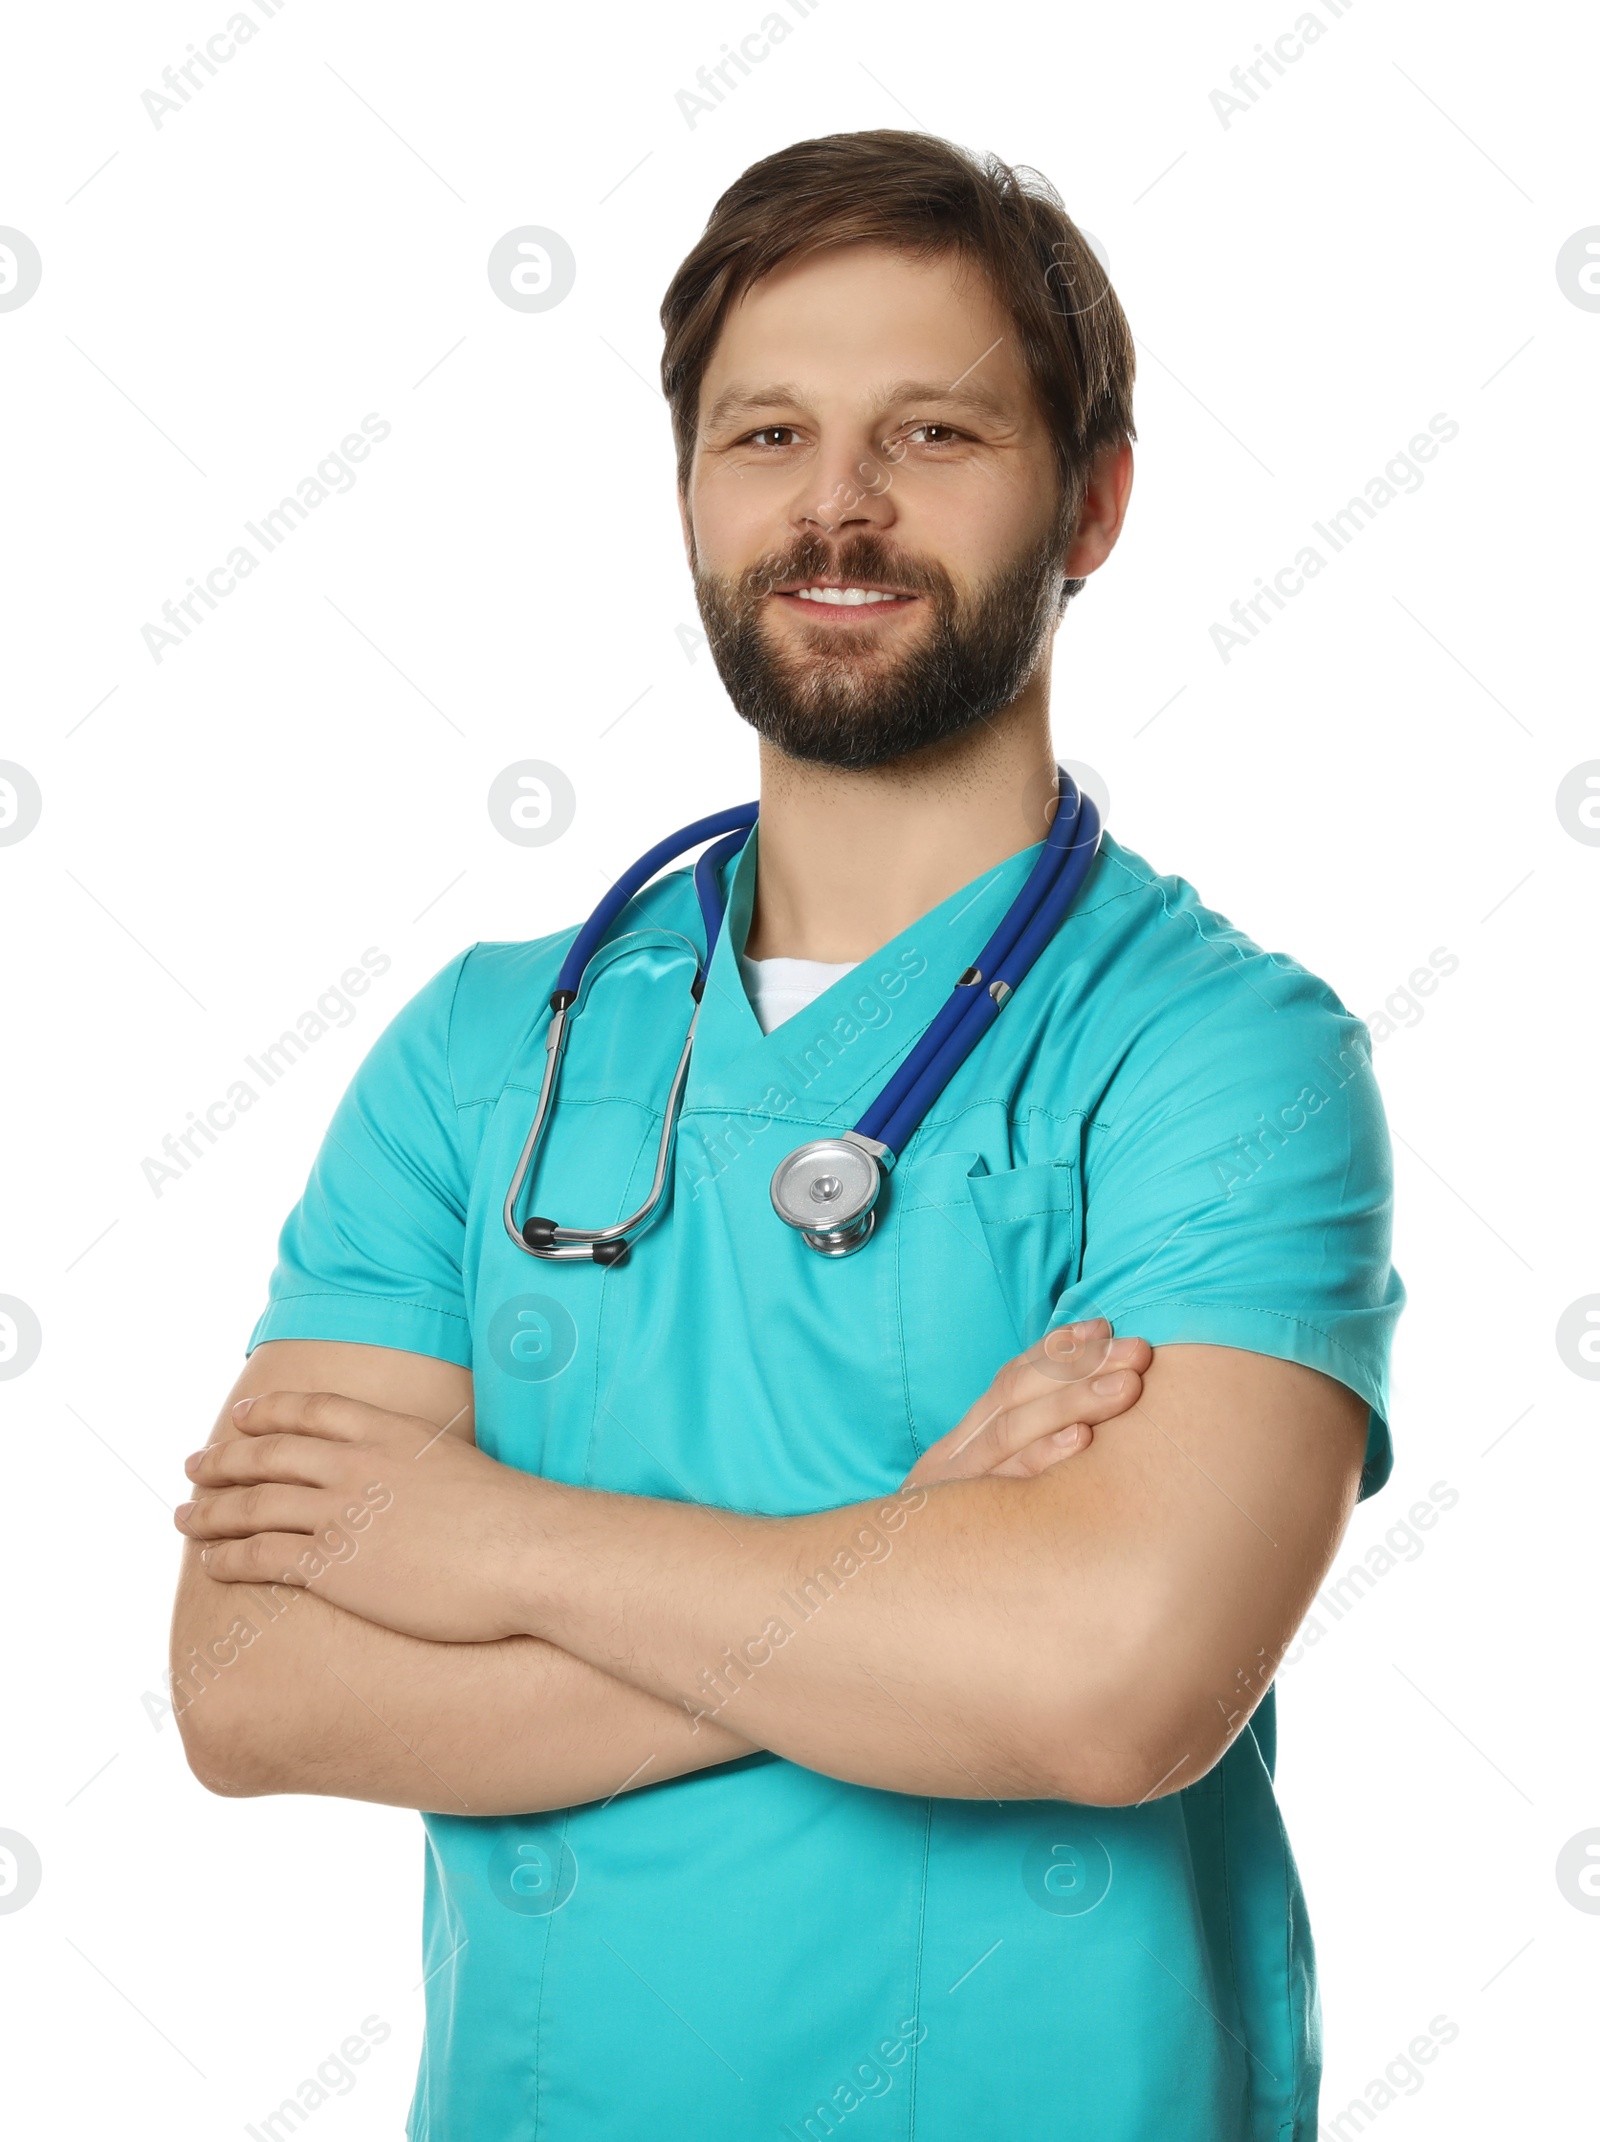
[
  {"xmin": 894, "ymin": 457, "xmax": 1061, "ymax": 583},
  {"xmin": 689, "ymin": 465, "xmax": 797, "ymax": 577}
]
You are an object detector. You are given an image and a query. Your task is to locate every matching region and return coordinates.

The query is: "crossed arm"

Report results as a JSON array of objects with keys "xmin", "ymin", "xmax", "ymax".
[{"xmin": 171, "ymin": 1329, "xmax": 1366, "ymax": 1812}]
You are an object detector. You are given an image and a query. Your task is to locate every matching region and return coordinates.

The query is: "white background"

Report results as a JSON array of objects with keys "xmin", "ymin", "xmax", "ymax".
[{"xmin": 1, "ymin": 0, "xmax": 1595, "ymax": 2134}]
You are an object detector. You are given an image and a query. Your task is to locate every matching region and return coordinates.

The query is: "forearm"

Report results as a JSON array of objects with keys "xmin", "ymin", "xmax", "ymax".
[
  {"xmin": 169, "ymin": 1339, "xmax": 756, "ymax": 1813},
  {"xmin": 511, "ymin": 1473, "xmax": 1136, "ymax": 1803},
  {"xmin": 171, "ymin": 1325, "xmax": 1164, "ymax": 1805},
  {"xmin": 173, "ymin": 1548, "xmax": 755, "ymax": 1813},
  {"xmin": 504, "ymin": 1350, "xmax": 1368, "ymax": 1807}
]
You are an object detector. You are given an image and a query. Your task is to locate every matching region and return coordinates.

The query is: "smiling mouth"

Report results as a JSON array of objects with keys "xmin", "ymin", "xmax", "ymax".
[{"xmin": 772, "ymin": 581, "xmax": 920, "ymax": 615}]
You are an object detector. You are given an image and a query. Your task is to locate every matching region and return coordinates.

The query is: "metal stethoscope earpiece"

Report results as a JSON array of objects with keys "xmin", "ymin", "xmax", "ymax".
[{"xmin": 503, "ymin": 770, "xmax": 1102, "ymax": 1266}]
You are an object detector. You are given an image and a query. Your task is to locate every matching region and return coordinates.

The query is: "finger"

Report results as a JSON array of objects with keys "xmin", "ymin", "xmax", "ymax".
[
  {"xmin": 996, "ymin": 1374, "xmax": 1145, "ymax": 1452},
  {"xmin": 912, "ymin": 1380, "xmax": 1070, "ymax": 1483},
  {"xmin": 194, "ymin": 1535, "xmax": 325, "ymax": 1588},
  {"xmin": 906, "ymin": 1340, "xmax": 1151, "ymax": 1487},
  {"xmin": 230, "ymin": 1389, "xmax": 393, "ymax": 1443},
  {"xmin": 1000, "ymin": 1330, "xmax": 1152, "ymax": 1406},
  {"xmin": 175, "ymin": 1483, "xmax": 323, "ymax": 1541},
  {"xmin": 1035, "ymin": 1317, "xmax": 1115, "ymax": 1381},
  {"xmin": 1004, "ymin": 1353, "xmax": 1148, "ymax": 1416},
  {"xmin": 1036, "ymin": 1323, "xmax": 1151, "ymax": 1382},
  {"xmin": 907, "ymin": 1396, "xmax": 1014, "ymax": 1482},
  {"xmin": 989, "ymin": 1421, "xmax": 1096, "ymax": 1479},
  {"xmin": 989, "ymin": 1319, "xmax": 1122, "ymax": 1405},
  {"xmin": 185, "ymin": 1432, "xmax": 344, "ymax": 1490},
  {"xmin": 922, "ymin": 1369, "xmax": 1142, "ymax": 1482}
]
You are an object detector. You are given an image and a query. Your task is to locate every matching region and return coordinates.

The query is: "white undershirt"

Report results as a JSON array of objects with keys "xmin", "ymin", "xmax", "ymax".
[{"xmin": 739, "ymin": 954, "xmax": 859, "ymax": 1037}]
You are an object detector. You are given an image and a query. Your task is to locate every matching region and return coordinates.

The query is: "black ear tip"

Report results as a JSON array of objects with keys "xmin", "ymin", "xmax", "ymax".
[
  {"xmin": 521, "ymin": 1216, "xmax": 557, "ymax": 1249},
  {"xmin": 592, "ymin": 1240, "xmax": 630, "ymax": 1268}
]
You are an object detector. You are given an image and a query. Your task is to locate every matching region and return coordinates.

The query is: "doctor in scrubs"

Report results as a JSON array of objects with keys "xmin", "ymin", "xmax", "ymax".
[{"xmin": 171, "ymin": 128, "xmax": 1403, "ymax": 2141}]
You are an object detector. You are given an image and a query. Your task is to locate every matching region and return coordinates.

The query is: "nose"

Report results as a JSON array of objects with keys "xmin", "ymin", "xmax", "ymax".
[{"xmin": 789, "ymin": 435, "xmax": 897, "ymax": 540}]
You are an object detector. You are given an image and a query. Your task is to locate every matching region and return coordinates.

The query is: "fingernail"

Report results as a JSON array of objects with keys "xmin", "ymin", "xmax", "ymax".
[
  {"xmin": 175, "ymin": 1501, "xmax": 195, "ymax": 1521},
  {"xmin": 231, "ymin": 1398, "xmax": 254, "ymax": 1419},
  {"xmin": 1092, "ymin": 1373, "xmax": 1125, "ymax": 1395},
  {"xmin": 1052, "ymin": 1424, "xmax": 1083, "ymax": 1449}
]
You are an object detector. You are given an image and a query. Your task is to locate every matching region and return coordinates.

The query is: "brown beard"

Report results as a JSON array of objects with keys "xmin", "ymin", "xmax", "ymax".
[{"xmin": 693, "ymin": 516, "xmax": 1071, "ymax": 772}]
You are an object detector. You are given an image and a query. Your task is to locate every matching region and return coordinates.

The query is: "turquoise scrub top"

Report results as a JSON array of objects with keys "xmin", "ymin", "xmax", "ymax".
[{"xmin": 249, "ymin": 826, "xmax": 1404, "ymax": 2142}]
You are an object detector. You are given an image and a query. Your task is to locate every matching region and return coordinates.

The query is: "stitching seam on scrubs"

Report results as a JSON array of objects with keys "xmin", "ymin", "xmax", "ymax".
[
  {"xmin": 1217, "ymin": 1756, "xmax": 1245, "ymax": 2114},
  {"xmin": 1102, "ymin": 1299, "xmax": 1380, "ymax": 1382},
  {"xmin": 442, "ymin": 944, "xmax": 475, "ymax": 1114},
  {"xmin": 908, "ymin": 1195, "xmax": 1072, "ymax": 1221},
  {"xmin": 258, "ymin": 1288, "xmax": 471, "ymax": 1329},
  {"xmin": 897, "ymin": 1101, "xmax": 1088, "ymax": 1161},
  {"xmin": 893, "ymin": 1185, "xmax": 923, "ymax": 1458},
  {"xmin": 502, "ymin": 1085, "xmax": 674, "ymax": 1111},
  {"xmin": 1081, "ymin": 991, "xmax": 1320, "ymax": 1153},
  {"xmin": 581, "ymin": 1111, "xmax": 661, "ymax": 1488},
  {"xmin": 529, "ymin": 1813, "xmax": 568, "ymax": 2142},
  {"xmin": 1100, "ymin": 848, "xmax": 1300, "ymax": 987},
  {"xmin": 1278, "ymin": 1771, "xmax": 1296, "ymax": 2136},
  {"xmin": 908, "ymin": 1797, "xmax": 933, "ymax": 2140},
  {"xmin": 1272, "ymin": 1763, "xmax": 1302, "ymax": 2136}
]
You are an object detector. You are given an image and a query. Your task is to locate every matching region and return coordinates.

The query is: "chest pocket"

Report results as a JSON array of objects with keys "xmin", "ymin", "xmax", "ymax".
[{"xmin": 892, "ymin": 1152, "xmax": 1082, "ymax": 1455}]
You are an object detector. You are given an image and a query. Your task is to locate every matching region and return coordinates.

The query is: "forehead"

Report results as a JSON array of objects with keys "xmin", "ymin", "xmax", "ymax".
[{"xmin": 698, "ymin": 242, "xmax": 1034, "ymax": 418}]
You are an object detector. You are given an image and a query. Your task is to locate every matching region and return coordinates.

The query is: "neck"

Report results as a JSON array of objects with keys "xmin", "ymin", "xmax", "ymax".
[{"xmin": 743, "ymin": 692, "xmax": 1057, "ymax": 963}]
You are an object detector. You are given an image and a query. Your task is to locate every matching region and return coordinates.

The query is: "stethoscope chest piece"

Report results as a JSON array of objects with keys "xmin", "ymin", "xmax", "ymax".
[
  {"xmin": 769, "ymin": 1133, "xmax": 890, "ymax": 1256},
  {"xmin": 504, "ymin": 773, "xmax": 1101, "ymax": 1268}
]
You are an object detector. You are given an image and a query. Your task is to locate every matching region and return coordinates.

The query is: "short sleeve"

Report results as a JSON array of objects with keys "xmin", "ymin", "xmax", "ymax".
[
  {"xmin": 246, "ymin": 949, "xmax": 478, "ymax": 1368},
  {"xmin": 1051, "ymin": 974, "xmax": 1405, "ymax": 1501}
]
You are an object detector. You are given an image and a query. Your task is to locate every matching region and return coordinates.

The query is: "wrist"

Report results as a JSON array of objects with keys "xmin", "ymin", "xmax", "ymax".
[{"xmin": 499, "ymin": 1468, "xmax": 579, "ymax": 1640}]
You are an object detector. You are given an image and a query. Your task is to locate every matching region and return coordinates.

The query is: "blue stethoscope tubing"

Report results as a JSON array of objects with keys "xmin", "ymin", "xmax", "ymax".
[{"xmin": 502, "ymin": 769, "xmax": 1102, "ymax": 1263}]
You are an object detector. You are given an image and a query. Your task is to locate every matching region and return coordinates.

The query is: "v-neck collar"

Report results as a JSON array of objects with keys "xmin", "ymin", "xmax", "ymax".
[{"xmin": 685, "ymin": 823, "xmax": 1044, "ymax": 1125}]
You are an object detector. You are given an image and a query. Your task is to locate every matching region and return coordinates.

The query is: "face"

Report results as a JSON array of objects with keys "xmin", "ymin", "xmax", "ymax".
[{"xmin": 683, "ymin": 244, "xmax": 1080, "ymax": 771}]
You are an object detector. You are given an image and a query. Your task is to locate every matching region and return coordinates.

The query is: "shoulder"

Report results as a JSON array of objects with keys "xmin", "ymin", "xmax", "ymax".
[
  {"xmin": 421, "ymin": 870, "xmax": 702, "ymax": 1105},
  {"xmin": 1072, "ymin": 832, "xmax": 1372, "ymax": 1104}
]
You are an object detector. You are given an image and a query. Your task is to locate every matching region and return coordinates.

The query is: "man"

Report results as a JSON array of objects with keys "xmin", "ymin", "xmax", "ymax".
[{"xmin": 171, "ymin": 130, "xmax": 1403, "ymax": 2140}]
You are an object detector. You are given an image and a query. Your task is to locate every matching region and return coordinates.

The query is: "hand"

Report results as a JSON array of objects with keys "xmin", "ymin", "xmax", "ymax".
[
  {"xmin": 902, "ymin": 1318, "xmax": 1152, "ymax": 1487},
  {"xmin": 174, "ymin": 1391, "xmax": 544, "ymax": 1643}
]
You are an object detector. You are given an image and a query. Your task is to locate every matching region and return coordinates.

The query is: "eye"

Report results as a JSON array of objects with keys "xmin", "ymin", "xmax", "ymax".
[
  {"xmin": 902, "ymin": 422, "xmax": 966, "ymax": 447},
  {"xmin": 741, "ymin": 425, "xmax": 800, "ymax": 449}
]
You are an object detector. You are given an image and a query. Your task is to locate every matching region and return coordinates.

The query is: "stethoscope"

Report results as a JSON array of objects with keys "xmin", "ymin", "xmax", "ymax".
[{"xmin": 502, "ymin": 767, "xmax": 1102, "ymax": 1265}]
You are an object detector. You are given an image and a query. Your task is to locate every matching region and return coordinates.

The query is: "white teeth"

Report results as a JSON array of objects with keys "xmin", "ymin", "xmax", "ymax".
[{"xmin": 792, "ymin": 586, "xmax": 903, "ymax": 605}]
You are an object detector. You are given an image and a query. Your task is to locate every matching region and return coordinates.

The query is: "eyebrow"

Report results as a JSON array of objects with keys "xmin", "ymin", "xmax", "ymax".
[{"xmin": 700, "ymin": 374, "xmax": 1019, "ymax": 435}]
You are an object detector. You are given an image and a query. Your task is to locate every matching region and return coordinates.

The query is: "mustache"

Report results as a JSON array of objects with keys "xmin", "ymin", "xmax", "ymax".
[{"xmin": 730, "ymin": 533, "xmax": 956, "ymax": 607}]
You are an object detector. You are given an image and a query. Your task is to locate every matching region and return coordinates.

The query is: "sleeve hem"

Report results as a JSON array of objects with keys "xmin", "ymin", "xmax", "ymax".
[
  {"xmin": 1061, "ymin": 1297, "xmax": 1394, "ymax": 1500},
  {"xmin": 246, "ymin": 1292, "xmax": 472, "ymax": 1370}
]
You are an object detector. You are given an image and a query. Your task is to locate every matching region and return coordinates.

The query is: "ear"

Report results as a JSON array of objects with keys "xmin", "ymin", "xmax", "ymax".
[{"xmin": 1062, "ymin": 439, "xmax": 1135, "ymax": 585}]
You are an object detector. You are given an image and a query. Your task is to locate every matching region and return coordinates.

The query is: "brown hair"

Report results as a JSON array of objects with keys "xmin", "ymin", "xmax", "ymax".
[{"xmin": 659, "ymin": 129, "xmax": 1136, "ymax": 596}]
